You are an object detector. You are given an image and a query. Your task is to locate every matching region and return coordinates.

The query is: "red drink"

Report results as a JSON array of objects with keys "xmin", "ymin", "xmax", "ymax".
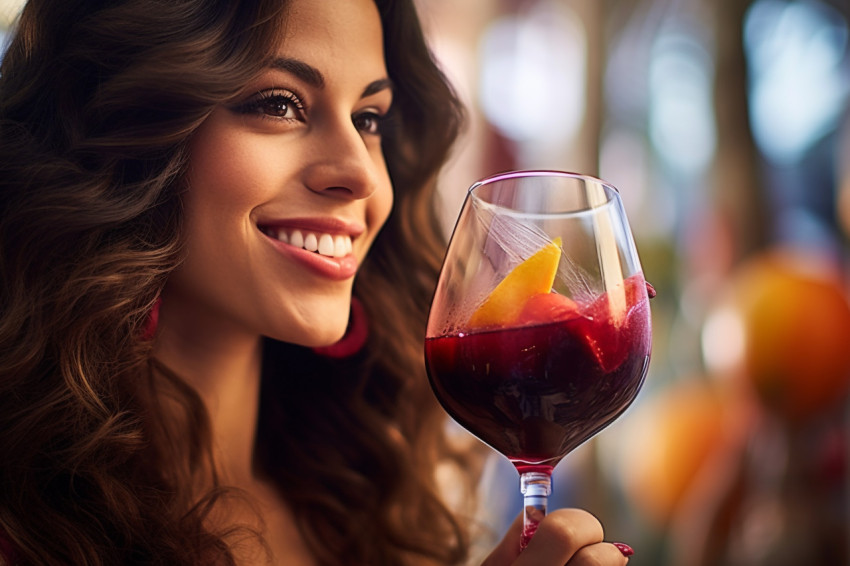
[{"xmin": 425, "ymin": 274, "xmax": 651, "ymax": 470}]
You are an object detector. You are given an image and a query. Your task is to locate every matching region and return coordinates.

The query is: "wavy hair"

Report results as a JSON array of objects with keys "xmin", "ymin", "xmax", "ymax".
[{"xmin": 0, "ymin": 0, "xmax": 474, "ymax": 564}]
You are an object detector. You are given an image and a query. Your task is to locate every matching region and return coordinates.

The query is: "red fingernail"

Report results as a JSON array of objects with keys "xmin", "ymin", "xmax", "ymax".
[{"xmin": 613, "ymin": 542, "xmax": 634, "ymax": 557}]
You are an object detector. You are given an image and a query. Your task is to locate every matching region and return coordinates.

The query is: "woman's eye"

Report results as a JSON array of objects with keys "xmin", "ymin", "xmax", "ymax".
[
  {"xmin": 234, "ymin": 90, "xmax": 304, "ymax": 120},
  {"xmin": 353, "ymin": 111, "xmax": 385, "ymax": 136}
]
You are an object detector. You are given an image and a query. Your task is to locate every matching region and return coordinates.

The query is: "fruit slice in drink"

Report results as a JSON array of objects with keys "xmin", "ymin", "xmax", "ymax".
[{"xmin": 468, "ymin": 237, "xmax": 564, "ymax": 329}]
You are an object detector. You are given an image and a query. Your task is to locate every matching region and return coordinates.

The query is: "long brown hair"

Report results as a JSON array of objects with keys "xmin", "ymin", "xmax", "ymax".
[{"xmin": 0, "ymin": 0, "xmax": 473, "ymax": 564}]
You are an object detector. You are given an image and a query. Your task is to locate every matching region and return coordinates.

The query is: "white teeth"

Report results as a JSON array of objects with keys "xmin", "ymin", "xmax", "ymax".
[
  {"xmin": 317, "ymin": 234, "xmax": 334, "ymax": 256},
  {"xmin": 267, "ymin": 227, "xmax": 353, "ymax": 258},
  {"xmin": 333, "ymin": 235, "xmax": 347, "ymax": 258},
  {"xmin": 304, "ymin": 233, "xmax": 319, "ymax": 252}
]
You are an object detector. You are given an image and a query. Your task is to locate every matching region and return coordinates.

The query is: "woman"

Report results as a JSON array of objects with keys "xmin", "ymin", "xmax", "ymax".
[{"xmin": 0, "ymin": 0, "xmax": 632, "ymax": 564}]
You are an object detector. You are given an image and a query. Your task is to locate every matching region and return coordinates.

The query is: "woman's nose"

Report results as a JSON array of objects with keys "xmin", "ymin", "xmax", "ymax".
[{"xmin": 303, "ymin": 119, "xmax": 381, "ymax": 200}]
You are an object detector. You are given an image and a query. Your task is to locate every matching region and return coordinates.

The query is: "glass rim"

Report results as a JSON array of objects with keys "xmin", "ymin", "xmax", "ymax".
[
  {"xmin": 469, "ymin": 169, "xmax": 620, "ymax": 193},
  {"xmin": 467, "ymin": 169, "xmax": 622, "ymax": 218}
]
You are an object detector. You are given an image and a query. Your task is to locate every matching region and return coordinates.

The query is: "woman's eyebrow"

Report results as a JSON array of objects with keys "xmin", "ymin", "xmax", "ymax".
[
  {"xmin": 269, "ymin": 56, "xmax": 392, "ymax": 100},
  {"xmin": 362, "ymin": 78, "xmax": 393, "ymax": 99},
  {"xmin": 269, "ymin": 57, "xmax": 325, "ymax": 88}
]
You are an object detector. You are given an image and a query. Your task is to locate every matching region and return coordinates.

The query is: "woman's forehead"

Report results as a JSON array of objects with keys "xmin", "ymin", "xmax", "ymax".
[{"xmin": 277, "ymin": 0, "xmax": 385, "ymax": 63}]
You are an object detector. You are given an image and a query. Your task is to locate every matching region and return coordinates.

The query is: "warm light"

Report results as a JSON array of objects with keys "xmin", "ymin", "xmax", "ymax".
[
  {"xmin": 477, "ymin": 1, "xmax": 586, "ymax": 143},
  {"xmin": 701, "ymin": 305, "xmax": 745, "ymax": 375},
  {"xmin": 0, "ymin": 0, "xmax": 24, "ymax": 28}
]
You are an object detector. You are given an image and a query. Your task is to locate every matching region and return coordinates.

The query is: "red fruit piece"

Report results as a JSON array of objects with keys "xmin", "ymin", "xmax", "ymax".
[
  {"xmin": 517, "ymin": 292, "xmax": 580, "ymax": 327},
  {"xmin": 581, "ymin": 275, "xmax": 651, "ymax": 372}
]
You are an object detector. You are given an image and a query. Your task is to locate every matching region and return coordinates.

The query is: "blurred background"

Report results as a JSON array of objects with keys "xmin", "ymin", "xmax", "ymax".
[
  {"xmin": 412, "ymin": 0, "xmax": 850, "ymax": 564},
  {"xmin": 2, "ymin": 0, "xmax": 850, "ymax": 564}
]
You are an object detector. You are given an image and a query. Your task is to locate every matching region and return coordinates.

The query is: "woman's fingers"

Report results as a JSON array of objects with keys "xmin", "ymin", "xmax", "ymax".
[
  {"xmin": 513, "ymin": 509, "xmax": 603, "ymax": 565},
  {"xmin": 481, "ymin": 509, "xmax": 632, "ymax": 566}
]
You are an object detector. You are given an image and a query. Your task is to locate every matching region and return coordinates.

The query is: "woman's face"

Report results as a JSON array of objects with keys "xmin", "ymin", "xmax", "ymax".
[{"xmin": 162, "ymin": 0, "xmax": 393, "ymax": 347}]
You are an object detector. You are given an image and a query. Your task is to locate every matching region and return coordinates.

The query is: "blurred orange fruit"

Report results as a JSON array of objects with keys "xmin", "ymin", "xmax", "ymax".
[
  {"xmin": 730, "ymin": 249, "xmax": 850, "ymax": 423},
  {"xmin": 468, "ymin": 237, "xmax": 562, "ymax": 328},
  {"xmin": 621, "ymin": 378, "xmax": 730, "ymax": 526}
]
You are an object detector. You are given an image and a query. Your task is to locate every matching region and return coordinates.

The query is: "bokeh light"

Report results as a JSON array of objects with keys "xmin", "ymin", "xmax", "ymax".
[
  {"xmin": 745, "ymin": 0, "xmax": 850, "ymax": 164},
  {"xmin": 648, "ymin": 28, "xmax": 716, "ymax": 177},
  {"xmin": 478, "ymin": 1, "xmax": 586, "ymax": 145}
]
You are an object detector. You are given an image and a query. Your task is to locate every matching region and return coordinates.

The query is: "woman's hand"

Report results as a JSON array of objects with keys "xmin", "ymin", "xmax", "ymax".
[{"xmin": 481, "ymin": 509, "xmax": 632, "ymax": 565}]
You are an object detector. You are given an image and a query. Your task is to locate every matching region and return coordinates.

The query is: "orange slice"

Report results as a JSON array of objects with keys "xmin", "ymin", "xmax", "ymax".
[{"xmin": 468, "ymin": 237, "xmax": 563, "ymax": 329}]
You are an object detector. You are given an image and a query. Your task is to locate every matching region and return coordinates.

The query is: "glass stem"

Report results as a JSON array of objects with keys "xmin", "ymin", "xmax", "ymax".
[{"xmin": 519, "ymin": 470, "xmax": 552, "ymax": 550}]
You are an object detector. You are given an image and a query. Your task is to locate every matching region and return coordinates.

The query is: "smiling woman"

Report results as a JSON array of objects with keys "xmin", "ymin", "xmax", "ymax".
[{"xmin": 0, "ymin": 0, "xmax": 630, "ymax": 565}]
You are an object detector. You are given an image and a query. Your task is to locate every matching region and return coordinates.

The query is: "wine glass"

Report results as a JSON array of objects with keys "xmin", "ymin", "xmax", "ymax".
[{"xmin": 425, "ymin": 170, "xmax": 652, "ymax": 550}]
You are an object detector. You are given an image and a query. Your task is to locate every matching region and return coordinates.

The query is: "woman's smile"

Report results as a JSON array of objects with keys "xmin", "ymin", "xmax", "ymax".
[
  {"xmin": 257, "ymin": 216, "xmax": 365, "ymax": 281},
  {"xmin": 262, "ymin": 229, "xmax": 353, "ymax": 259}
]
